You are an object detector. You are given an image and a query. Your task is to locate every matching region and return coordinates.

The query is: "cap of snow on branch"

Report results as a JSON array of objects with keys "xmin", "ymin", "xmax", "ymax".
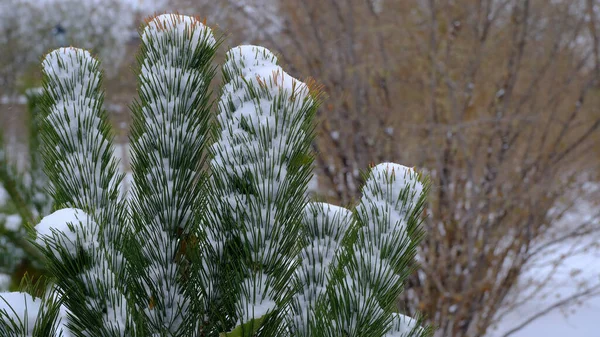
[
  {"xmin": 221, "ymin": 45, "xmax": 311, "ymax": 107},
  {"xmin": 213, "ymin": 45, "xmax": 314, "ymax": 173},
  {"xmin": 43, "ymin": 48, "xmax": 100, "ymax": 100},
  {"xmin": 361, "ymin": 163, "xmax": 423, "ymax": 221},
  {"xmin": 356, "ymin": 163, "xmax": 423, "ymax": 260},
  {"xmin": 0, "ymin": 292, "xmax": 41, "ymax": 334},
  {"xmin": 35, "ymin": 208, "xmax": 99, "ymax": 260},
  {"xmin": 142, "ymin": 14, "xmax": 216, "ymax": 49},
  {"xmin": 385, "ymin": 313, "xmax": 423, "ymax": 337}
]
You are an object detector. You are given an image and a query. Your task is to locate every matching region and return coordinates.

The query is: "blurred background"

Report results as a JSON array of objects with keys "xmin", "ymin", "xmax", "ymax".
[{"xmin": 1, "ymin": 0, "xmax": 599, "ymax": 336}]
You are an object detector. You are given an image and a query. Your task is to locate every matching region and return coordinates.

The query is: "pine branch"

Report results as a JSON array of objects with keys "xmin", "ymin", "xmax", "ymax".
[
  {"xmin": 1, "ymin": 227, "xmax": 45, "ymax": 270},
  {"xmin": 0, "ymin": 87, "xmax": 56, "ymax": 294},
  {"xmin": 25, "ymin": 87, "xmax": 52, "ymax": 218},
  {"xmin": 205, "ymin": 45, "xmax": 319, "ymax": 335},
  {"xmin": 0, "ymin": 131, "xmax": 44, "ymax": 265},
  {"xmin": 0, "ymin": 278, "xmax": 64, "ymax": 337},
  {"xmin": 0, "ymin": 142, "xmax": 35, "ymax": 227},
  {"xmin": 322, "ymin": 163, "xmax": 428, "ymax": 336},
  {"xmin": 41, "ymin": 48, "xmax": 123, "ymax": 218},
  {"xmin": 128, "ymin": 14, "xmax": 217, "ymax": 336},
  {"xmin": 39, "ymin": 47, "xmax": 132, "ymax": 337},
  {"xmin": 0, "ymin": 87, "xmax": 51, "ymax": 229},
  {"xmin": 288, "ymin": 202, "xmax": 353, "ymax": 336}
]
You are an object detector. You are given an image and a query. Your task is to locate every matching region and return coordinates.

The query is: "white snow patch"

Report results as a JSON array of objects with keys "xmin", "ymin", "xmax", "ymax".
[
  {"xmin": 4, "ymin": 214, "xmax": 22, "ymax": 231},
  {"xmin": 307, "ymin": 174, "xmax": 319, "ymax": 194},
  {"xmin": 0, "ymin": 274, "xmax": 10, "ymax": 290},
  {"xmin": 385, "ymin": 313, "xmax": 422, "ymax": 336},
  {"xmin": 35, "ymin": 208, "xmax": 98, "ymax": 259},
  {"xmin": 0, "ymin": 184, "xmax": 7, "ymax": 205},
  {"xmin": 0, "ymin": 95, "xmax": 27, "ymax": 105},
  {"xmin": 0, "ymin": 292, "xmax": 41, "ymax": 334},
  {"xmin": 376, "ymin": 163, "xmax": 422, "ymax": 202},
  {"xmin": 222, "ymin": 45, "xmax": 310, "ymax": 103},
  {"xmin": 237, "ymin": 273, "xmax": 277, "ymax": 325},
  {"xmin": 143, "ymin": 13, "xmax": 216, "ymax": 48}
]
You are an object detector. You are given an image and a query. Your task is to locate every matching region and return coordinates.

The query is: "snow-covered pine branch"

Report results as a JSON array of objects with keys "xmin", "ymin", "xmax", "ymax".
[
  {"xmin": 204, "ymin": 45, "xmax": 318, "ymax": 335},
  {"xmin": 385, "ymin": 313, "xmax": 426, "ymax": 337},
  {"xmin": 0, "ymin": 14, "xmax": 430, "ymax": 337},
  {"xmin": 37, "ymin": 47, "xmax": 133, "ymax": 336},
  {"xmin": 0, "ymin": 88, "xmax": 52, "ymax": 291},
  {"xmin": 0, "ymin": 289, "xmax": 64, "ymax": 337},
  {"xmin": 323, "ymin": 163, "xmax": 427, "ymax": 336},
  {"xmin": 0, "ymin": 291, "xmax": 41, "ymax": 336},
  {"xmin": 24, "ymin": 88, "xmax": 53, "ymax": 218},
  {"xmin": 41, "ymin": 48, "xmax": 124, "ymax": 229},
  {"xmin": 128, "ymin": 14, "xmax": 217, "ymax": 336},
  {"xmin": 289, "ymin": 202, "xmax": 353, "ymax": 336}
]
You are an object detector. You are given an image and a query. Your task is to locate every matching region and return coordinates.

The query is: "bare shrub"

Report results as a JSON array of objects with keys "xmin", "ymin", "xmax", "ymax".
[{"xmin": 275, "ymin": 1, "xmax": 600, "ymax": 336}]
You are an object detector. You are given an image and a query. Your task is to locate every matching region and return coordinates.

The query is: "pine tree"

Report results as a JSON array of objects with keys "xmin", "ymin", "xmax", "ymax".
[
  {"xmin": 1, "ymin": 87, "xmax": 53, "ymax": 291},
  {"xmin": 0, "ymin": 14, "xmax": 432, "ymax": 337}
]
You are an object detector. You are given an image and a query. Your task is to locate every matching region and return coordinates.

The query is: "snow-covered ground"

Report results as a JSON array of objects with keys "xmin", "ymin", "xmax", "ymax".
[
  {"xmin": 489, "ymin": 184, "xmax": 600, "ymax": 337},
  {"xmin": 489, "ymin": 244, "xmax": 600, "ymax": 337},
  {"xmin": 493, "ymin": 299, "xmax": 600, "ymax": 337}
]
